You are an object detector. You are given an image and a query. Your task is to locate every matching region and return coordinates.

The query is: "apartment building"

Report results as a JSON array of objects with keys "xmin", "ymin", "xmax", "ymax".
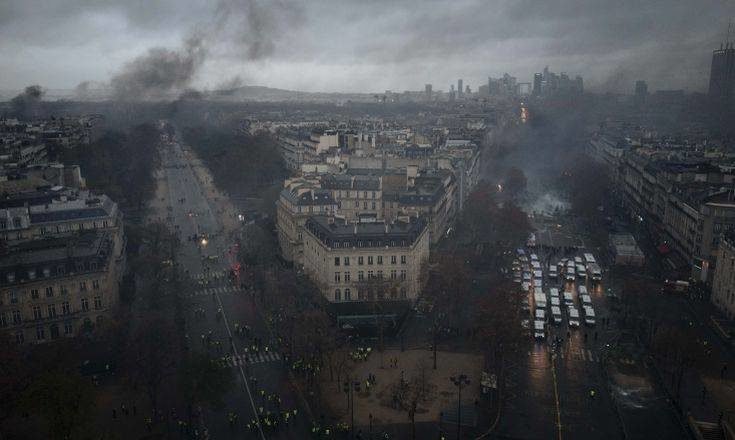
[
  {"xmin": 301, "ymin": 216, "xmax": 429, "ymax": 303},
  {"xmin": 712, "ymin": 231, "xmax": 735, "ymax": 319},
  {"xmin": 276, "ymin": 177, "xmax": 337, "ymax": 264},
  {"xmin": 0, "ymin": 229, "xmax": 125, "ymax": 344}
]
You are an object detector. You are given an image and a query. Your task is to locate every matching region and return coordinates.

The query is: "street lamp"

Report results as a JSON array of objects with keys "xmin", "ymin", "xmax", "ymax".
[
  {"xmin": 343, "ymin": 378, "xmax": 361, "ymax": 439},
  {"xmin": 450, "ymin": 374, "xmax": 470, "ymax": 440}
]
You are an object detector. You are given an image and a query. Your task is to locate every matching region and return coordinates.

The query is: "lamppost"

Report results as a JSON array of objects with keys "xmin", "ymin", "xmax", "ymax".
[
  {"xmin": 343, "ymin": 378, "xmax": 361, "ymax": 439},
  {"xmin": 369, "ymin": 413, "xmax": 373, "ymax": 440},
  {"xmin": 450, "ymin": 374, "xmax": 470, "ymax": 439}
]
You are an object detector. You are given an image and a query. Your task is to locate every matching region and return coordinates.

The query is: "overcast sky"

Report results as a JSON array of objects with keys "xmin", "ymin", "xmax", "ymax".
[{"xmin": 0, "ymin": 0, "xmax": 732, "ymax": 94}]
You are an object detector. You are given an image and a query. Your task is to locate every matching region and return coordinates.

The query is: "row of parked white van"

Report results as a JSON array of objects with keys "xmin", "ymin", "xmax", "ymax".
[
  {"xmin": 549, "ymin": 253, "xmax": 602, "ymax": 283},
  {"xmin": 532, "ymin": 286, "xmax": 596, "ymax": 340},
  {"xmin": 514, "ymin": 250, "xmax": 600, "ymax": 341}
]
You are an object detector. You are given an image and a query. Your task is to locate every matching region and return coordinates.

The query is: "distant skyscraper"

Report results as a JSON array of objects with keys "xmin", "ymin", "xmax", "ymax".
[
  {"xmin": 709, "ymin": 42, "xmax": 735, "ymax": 108},
  {"xmin": 457, "ymin": 79, "xmax": 463, "ymax": 97},
  {"xmin": 634, "ymin": 80, "xmax": 648, "ymax": 106},
  {"xmin": 533, "ymin": 73, "xmax": 542, "ymax": 96},
  {"xmin": 425, "ymin": 84, "xmax": 432, "ymax": 101}
]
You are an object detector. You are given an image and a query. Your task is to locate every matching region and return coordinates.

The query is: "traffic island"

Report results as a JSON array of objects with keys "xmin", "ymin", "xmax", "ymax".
[{"xmin": 319, "ymin": 348, "xmax": 486, "ymax": 433}]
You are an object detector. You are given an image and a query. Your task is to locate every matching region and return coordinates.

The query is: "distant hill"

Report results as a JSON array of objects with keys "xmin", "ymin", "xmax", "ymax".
[{"xmin": 1, "ymin": 85, "xmax": 379, "ymax": 103}]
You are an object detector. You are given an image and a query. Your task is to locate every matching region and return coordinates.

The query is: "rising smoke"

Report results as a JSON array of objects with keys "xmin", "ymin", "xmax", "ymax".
[
  {"xmin": 10, "ymin": 85, "xmax": 45, "ymax": 119},
  {"xmin": 106, "ymin": 0, "xmax": 300, "ymax": 101},
  {"xmin": 110, "ymin": 35, "xmax": 207, "ymax": 101}
]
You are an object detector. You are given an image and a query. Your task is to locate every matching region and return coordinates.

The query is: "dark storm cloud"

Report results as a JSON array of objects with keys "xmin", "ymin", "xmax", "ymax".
[{"xmin": 0, "ymin": 0, "xmax": 731, "ymax": 93}]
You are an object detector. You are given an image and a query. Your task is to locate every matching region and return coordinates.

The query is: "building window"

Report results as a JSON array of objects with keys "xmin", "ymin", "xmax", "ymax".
[
  {"xmin": 363, "ymin": 201, "xmax": 368, "ymax": 209},
  {"xmin": 45, "ymin": 286, "xmax": 54, "ymax": 297},
  {"xmin": 344, "ymin": 289, "xmax": 351, "ymax": 301},
  {"xmin": 400, "ymin": 287, "xmax": 407, "ymax": 299},
  {"xmin": 94, "ymin": 296, "xmax": 102, "ymax": 310},
  {"xmin": 400, "ymin": 270, "xmax": 407, "ymax": 280},
  {"xmin": 390, "ymin": 288, "xmax": 397, "ymax": 299},
  {"xmin": 377, "ymin": 270, "xmax": 383, "ymax": 279},
  {"xmin": 57, "ymin": 266, "xmax": 65, "ymax": 275},
  {"xmin": 334, "ymin": 289, "xmax": 341, "ymax": 302},
  {"xmin": 358, "ymin": 289, "xmax": 366, "ymax": 300},
  {"xmin": 60, "ymin": 285, "xmax": 68, "ymax": 295},
  {"xmin": 62, "ymin": 301, "xmax": 70, "ymax": 315},
  {"xmin": 92, "ymin": 280, "xmax": 100, "ymax": 290},
  {"xmin": 32, "ymin": 306, "xmax": 42, "ymax": 321},
  {"xmin": 64, "ymin": 321, "xmax": 73, "ymax": 335},
  {"xmin": 47, "ymin": 304, "xmax": 57, "ymax": 318},
  {"xmin": 358, "ymin": 256, "xmax": 364, "ymax": 265},
  {"xmin": 391, "ymin": 255, "xmax": 397, "ymax": 264},
  {"xmin": 36, "ymin": 326, "xmax": 45, "ymax": 341},
  {"xmin": 377, "ymin": 256, "xmax": 383, "ymax": 265},
  {"xmin": 344, "ymin": 272, "xmax": 351, "ymax": 282},
  {"xmin": 81, "ymin": 298, "xmax": 89, "ymax": 312},
  {"xmin": 8, "ymin": 291, "xmax": 18, "ymax": 304},
  {"xmin": 368, "ymin": 256, "xmax": 373, "ymax": 265},
  {"xmin": 334, "ymin": 272, "xmax": 341, "ymax": 283},
  {"xmin": 344, "ymin": 257, "xmax": 350, "ymax": 266},
  {"xmin": 12, "ymin": 310, "xmax": 21, "ymax": 324},
  {"xmin": 334, "ymin": 257, "xmax": 340, "ymax": 266},
  {"xmin": 368, "ymin": 270, "xmax": 374, "ymax": 279},
  {"xmin": 50, "ymin": 324, "xmax": 59, "ymax": 339},
  {"xmin": 358, "ymin": 271, "xmax": 364, "ymax": 282},
  {"xmin": 79, "ymin": 281, "xmax": 87, "ymax": 292},
  {"xmin": 372, "ymin": 202, "xmax": 376, "ymax": 210},
  {"xmin": 15, "ymin": 331, "xmax": 24, "ymax": 344},
  {"xmin": 0, "ymin": 312, "xmax": 7, "ymax": 328},
  {"xmin": 390, "ymin": 270, "xmax": 397, "ymax": 280},
  {"xmin": 31, "ymin": 289, "xmax": 39, "ymax": 300},
  {"xmin": 401, "ymin": 255, "xmax": 407, "ymax": 264}
]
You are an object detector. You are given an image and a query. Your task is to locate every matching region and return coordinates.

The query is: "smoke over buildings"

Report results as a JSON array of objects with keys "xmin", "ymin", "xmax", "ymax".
[
  {"xmin": 10, "ymin": 85, "xmax": 45, "ymax": 118},
  {"xmin": 110, "ymin": 35, "xmax": 207, "ymax": 101}
]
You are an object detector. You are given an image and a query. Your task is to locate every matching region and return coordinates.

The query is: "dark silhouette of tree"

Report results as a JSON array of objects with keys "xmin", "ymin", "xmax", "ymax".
[
  {"xmin": 474, "ymin": 281, "xmax": 526, "ymax": 368},
  {"xmin": 504, "ymin": 166, "xmax": 527, "ymax": 196},
  {"xmin": 19, "ymin": 371, "xmax": 94, "ymax": 440},
  {"xmin": 178, "ymin": 353, "xmax": 234, "ymax": 413},
  {"xmin": 125, "ymin": 316, "xmax": 181, "ymax": 418}
]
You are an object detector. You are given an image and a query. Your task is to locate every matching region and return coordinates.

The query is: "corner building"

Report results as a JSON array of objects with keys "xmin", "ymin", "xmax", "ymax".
[{"xmin": 301, "ymin": 216, "xmax": 429, "ymax": 303}]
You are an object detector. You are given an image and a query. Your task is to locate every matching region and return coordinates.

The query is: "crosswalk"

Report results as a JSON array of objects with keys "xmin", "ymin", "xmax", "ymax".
[
  {"xmin": 561, "ymin": 347, "xmax": 599, "ymax": 363},
  {"xmin": 192, "ymin": 270, "xmax": 227, "ymax": 281},
  {"xmin": 218, "ymin": 351, "xmax": 281, "ymax": 367},
  {"xmin": 190, "ymin": 285, "xmax": 242, "ymax": 297}
]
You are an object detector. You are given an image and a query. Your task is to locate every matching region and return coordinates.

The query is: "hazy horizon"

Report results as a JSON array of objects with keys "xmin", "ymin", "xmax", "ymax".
[{"xmin": 1, "ymin": 0, "xmax": 732, "ymax": 96}]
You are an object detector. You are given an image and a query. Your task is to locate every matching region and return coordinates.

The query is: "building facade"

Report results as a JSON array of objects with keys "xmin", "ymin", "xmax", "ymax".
[
  {"xmin": 712, "ymin": 231, "xmax": 735, "ymax": 319},
  {"xmin": 0, "ymin": 230, "xmax": 125, "ymax": 344},
  {"xmin": 301, "ymin": 216, "xmax": 429, "ymax": 304}
]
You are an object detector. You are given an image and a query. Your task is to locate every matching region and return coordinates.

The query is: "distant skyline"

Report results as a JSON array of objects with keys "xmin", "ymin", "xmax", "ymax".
[{"xmin": 0, "ymin": 0, "xmax": 732, "ymax": 95}]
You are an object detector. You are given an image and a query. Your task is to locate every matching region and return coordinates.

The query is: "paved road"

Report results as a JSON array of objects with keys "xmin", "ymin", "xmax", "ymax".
[
  {"xmin": 497, "ymin": 247, "xmax": 684, "ymax": 440},
  {"xmin": 157, "ymin": 141, "xmax": 309, "ymax": 439}
]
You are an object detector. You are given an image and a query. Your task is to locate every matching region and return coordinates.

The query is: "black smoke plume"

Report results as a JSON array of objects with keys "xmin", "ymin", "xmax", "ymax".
[
  {"xmin": 10, "ymin": 85, "xmax": 45, "ymax": 119},
  {"xmin": 110, "ymin": 35, "xmax": 207, "ymax": 101}
]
